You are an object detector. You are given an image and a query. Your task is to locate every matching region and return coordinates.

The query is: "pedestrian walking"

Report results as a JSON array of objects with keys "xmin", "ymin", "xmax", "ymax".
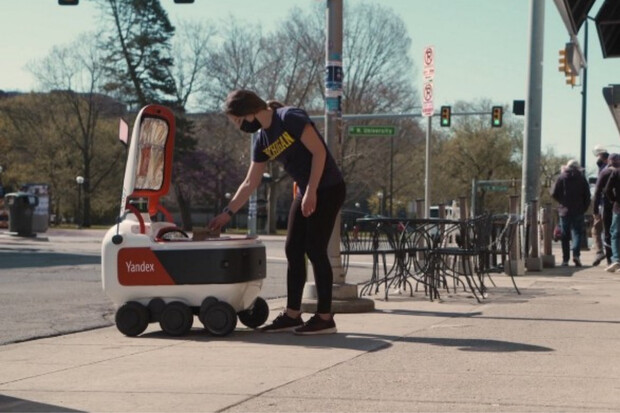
[
  {"xmin": 593, "ymin": 151, "xmax": 617, "ymax": 267},
  {"xmin": 591, "ymin": 145, "xmax": 610, "ymax": 266},
  {"xmin": 551, "ymin": 159, "xmax": 591, "ymax": 267},
  {"xmin": 603, "ymin": 158, "xmax": 620, "ymax": 272},
  {"xmin": 209, "ymin": 90, "xmax": 346, "ymax": 335}
]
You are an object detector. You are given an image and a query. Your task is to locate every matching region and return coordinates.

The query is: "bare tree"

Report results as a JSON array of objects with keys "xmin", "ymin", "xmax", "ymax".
[
  {"xmin": 193, "ymin": 2, "xmax": 424, "ymax": 227},
  {"xmin": 439, "ymin": 100, "xmax": 522, "ymax": 214},
  {"xmin": 170, "ymin": 20, "xmax": 216, "ymax": 110},
  {"xmin": 23, "ymin": 36, "xmax": 125, "ymax": 226}
]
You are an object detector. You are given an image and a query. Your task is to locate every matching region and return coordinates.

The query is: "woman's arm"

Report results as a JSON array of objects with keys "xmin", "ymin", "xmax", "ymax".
[
  {"xmin": 299, "ymin": 123, "xmax": 327, "ymax": 217},
  {"xmin": 209, "ymin": 161, "xmax": 266, "ymax": 230}
]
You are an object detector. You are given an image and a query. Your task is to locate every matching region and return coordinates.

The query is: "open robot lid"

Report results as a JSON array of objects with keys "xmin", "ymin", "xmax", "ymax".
[{"xmin": 120, "ymin": 105, "xmax": 175, "ymax": 217}]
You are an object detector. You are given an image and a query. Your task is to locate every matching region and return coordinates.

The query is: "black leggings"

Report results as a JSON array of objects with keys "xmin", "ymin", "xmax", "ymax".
[{"xmin": 285, "ymin": 181, "xmax": 346, "ymax": 314}]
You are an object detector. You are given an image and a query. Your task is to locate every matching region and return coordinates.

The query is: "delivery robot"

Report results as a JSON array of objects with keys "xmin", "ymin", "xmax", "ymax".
[{"xmin": 101, "ymin": 104, "xmax": 269, "ymax": 337}]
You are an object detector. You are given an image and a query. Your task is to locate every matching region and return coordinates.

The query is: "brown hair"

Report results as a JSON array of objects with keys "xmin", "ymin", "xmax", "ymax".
[
  {"xmin": 224, "ymin": 90, "xmax": 268, "ymax": 116},
  {"xmin": 267, "ymin": 100, "xmax": 284, "ymax": 110}
]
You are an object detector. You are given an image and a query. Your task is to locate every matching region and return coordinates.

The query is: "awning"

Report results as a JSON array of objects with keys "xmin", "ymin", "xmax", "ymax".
[{"xmin": 595, "ymin": 0, "xmax": 620, "ymax": 58}]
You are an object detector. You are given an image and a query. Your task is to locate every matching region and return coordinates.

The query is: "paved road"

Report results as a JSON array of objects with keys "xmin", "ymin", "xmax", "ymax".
[{"xmin": 0, "ymin": 229, "xmax": 374, "ymax": 345}]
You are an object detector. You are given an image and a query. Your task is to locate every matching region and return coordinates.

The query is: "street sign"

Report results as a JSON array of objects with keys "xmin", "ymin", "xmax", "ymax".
[
  {"xmin": 485, "ymin": 185, "xmax": 509, "ymax": 192},
  {"xmin": 423, "ymin": 46, "xmax": 435, "ymax": 80},
  {"xmin": 348, "ymin": 126, "xmax": 396, "ymax": 136},
  {"xmin": 422, "ymin": 80, "xmax": 434, "ymax": 117}
]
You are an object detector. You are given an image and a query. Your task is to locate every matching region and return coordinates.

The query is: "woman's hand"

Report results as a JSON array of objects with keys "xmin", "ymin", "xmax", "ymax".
[
  {"xmin": 209, "ymin": 213, "xmax": 231, "ymax": 231},
  {"xmin": 301, "ymin": 190, "xmax": 317, "ymax": 217}
]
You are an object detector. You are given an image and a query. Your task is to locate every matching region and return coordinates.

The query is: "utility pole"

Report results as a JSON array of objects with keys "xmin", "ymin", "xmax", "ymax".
[
  {"xmin": 301, "ymin": 0, "xmax": 374, "ymax": 313},
  {"xmin": 324, "ymin": 0, "xmax": 344, "ymax": 283},
  {"xmin": 522, "ymin": 0, "xmax": 545, "ymax": 272},
  {"xmin": 424, "ymin": 116, "xmax": 432, "ymax": 218},
  {"xmin": 580, "ymin": 18, "xmax": 589, "ymax": 169}
]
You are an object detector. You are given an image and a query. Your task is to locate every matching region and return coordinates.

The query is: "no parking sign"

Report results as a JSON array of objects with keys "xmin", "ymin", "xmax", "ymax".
[{"xmin": 422, "ymin": 46, "xmax": 435, "ymax": 117}]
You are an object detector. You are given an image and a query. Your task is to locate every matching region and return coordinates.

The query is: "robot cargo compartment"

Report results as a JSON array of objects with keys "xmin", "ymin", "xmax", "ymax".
[{"xmin": 117, "ymin": 246, "xmax": 266, "ymax": 286}]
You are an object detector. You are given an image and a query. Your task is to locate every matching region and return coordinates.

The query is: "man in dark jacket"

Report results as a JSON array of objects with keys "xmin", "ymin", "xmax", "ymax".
[
  {"xmin": 592, "ymin": 152, "xmax": 616, "ymax": 266},
  {"xmin": 591, "ymin": 146, "xmax": 610, "ymax": 265},
  {"xmin": 551, "ymin": 159, "xmax": 591, "ymax": 267},
  {"xmin": 603, "ymin": 160, "xmax": 620, "ymax": 272}
]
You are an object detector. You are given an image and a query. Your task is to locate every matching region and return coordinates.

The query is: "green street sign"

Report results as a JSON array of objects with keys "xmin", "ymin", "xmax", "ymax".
[
  {"xmin": 348, "ymin": 126, "xmax": 396, "ymax": 136},
  {"xmin": 485, "ymin": 185, "xmax": 509, "ymax": 192}
]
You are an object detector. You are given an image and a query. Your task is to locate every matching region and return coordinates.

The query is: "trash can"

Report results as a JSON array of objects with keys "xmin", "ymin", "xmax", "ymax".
[{"xmin": 4, "ymin": 192, "xmax": 38, "ymax": 236}]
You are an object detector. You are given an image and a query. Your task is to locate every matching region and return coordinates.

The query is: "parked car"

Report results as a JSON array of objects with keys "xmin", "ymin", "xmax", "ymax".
[
  {"xmin": 341, "ymin": 209, "xmax": 386, "ymax": 232},
  {"xmin": 429, "ymin": 205, "xmax": 455, "ymax": 219}
]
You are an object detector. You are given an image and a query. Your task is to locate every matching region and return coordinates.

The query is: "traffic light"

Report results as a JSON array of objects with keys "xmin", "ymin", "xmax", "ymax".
[
  {"xmin": 440, "ymin": 106, "xmax": 451, "ymax": 127},
  {"xmin": 58, "ymin": 0, "xmax": 78, "ymax": 4},
  {"xmin": 558, "ymin": 49, "xmax": 568, "ymax": 74},
  {"xmin": 491, "ymin": 106, "xmax": 503, "ymax": 128},
  {"xmin": 558, "ymin": 45, "xmax": 578, "ymax": 87}
]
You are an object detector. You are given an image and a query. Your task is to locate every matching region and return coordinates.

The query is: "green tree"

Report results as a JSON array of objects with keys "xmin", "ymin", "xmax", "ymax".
[
  {"xmin": 98, "ymin": 0, "xmax": 202, "ymax": 229},
  {"xmin": 30, "ymin": 33, "xmax": 124, "ymax": 227},
  {"xmin": 0, "ymin": 92, "xmax": 123, "ymax": 226},
  {"xmin": 439, "ymin": 100, "xmax": 523, "ymax": 215},
  {"xmin": 98, "ymin": 0, "xmax": 177, "ymax": 108}
]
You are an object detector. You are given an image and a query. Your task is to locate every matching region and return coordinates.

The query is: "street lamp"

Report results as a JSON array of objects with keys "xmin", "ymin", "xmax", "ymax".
[
  {"xmin": 76, "ymin": 176, "xmax": 84, "ymax": 228},
  {"xmin": 224, "ymin": 192, "xmax": 233, "ymax": 227},
  {"xmin": 377, "ymin": 191, "xmax": 384, "ymax": 216}
]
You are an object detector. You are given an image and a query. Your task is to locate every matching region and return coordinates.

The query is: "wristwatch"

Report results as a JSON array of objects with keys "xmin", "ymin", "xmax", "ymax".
[{"xmin": 223, "ymin": 206, "xmax": 234, "ymax": 217}]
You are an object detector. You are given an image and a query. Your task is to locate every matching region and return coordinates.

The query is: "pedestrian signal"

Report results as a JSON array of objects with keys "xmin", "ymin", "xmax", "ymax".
[
  {"xmin": 491, "ymin": 106, "xmax": 503, "ymax": 128},
  {"xmin": 440, "ymin": 106, "xmax": 451, "ymax": 127}
]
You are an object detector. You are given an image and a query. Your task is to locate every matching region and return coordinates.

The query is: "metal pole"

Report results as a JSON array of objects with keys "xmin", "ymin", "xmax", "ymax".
[
  {"xmin": 522, "ymin": 0, "xmax": 545, "ymax": 266},
  {"xmin": 580, "ymin": 18, "xmax": 589, "ymax": 170},
  {"xmin": 471, "ymin": 179, "xmax": 477, "ymax": 218},
  {"xmin": 389, "ymin": 136, "xmax": 393, "ymax": 217},
  {"xmin": 78, "ymin": 184, "xmax": 82, "ymax": 229},
  {"xmin": 530, "ymin": 199, "xmax": 539, "ymax": 258},
  {"xmin": 325, "ymin": 0, "xmax": 345, "ymax": 283},
  {"xmin": 508, "ymin": 195, "xmax": 524, "ymax": 275},
  {"xmin": 302, "ymin": 0, "xmax": 373, "ymax": 314},
  {"xmin": 248, "ymin": 132, "xmax": 259, "ymax": 236},
  {"xmin": 522, "ymin": 0, "xmax": 544, "ymax": 209},
  {"xmin": 424, "ymin": 116, "xmax": 431, "ymax": 218}
]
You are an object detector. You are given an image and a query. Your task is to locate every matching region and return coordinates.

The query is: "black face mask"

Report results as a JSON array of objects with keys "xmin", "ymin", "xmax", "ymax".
[
  {"xmin": 597, "ymin": 159, "xmax": 605, "ymax": 168},
  {"xmin": 239, "ymin": 118, "xmax": 261, "ymax": 133}
]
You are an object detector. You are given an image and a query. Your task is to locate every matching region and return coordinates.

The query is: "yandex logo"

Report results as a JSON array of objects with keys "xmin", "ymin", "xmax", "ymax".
[
  {"xmin": 117, "ymin": 248, "xmax": 174, "ymax": 286},
  {"xmin": 125, "ymin": 261, "xmax": 155, "ymax": 273}
]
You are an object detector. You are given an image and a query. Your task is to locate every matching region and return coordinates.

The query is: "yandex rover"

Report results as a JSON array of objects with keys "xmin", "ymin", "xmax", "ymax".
[{"xmin": 101, "ymin": 104, "xmax": 269, "ymax": 337}]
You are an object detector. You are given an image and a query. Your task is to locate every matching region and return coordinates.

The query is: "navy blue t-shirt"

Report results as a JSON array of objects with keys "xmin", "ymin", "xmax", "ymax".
[{"xmin": 252, "ymin": 107, "xmax": 343, "ymax": 193}]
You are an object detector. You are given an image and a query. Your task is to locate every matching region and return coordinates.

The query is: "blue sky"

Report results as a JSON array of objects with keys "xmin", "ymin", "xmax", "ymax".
[{"xmin": 1, "ymin": 0, "xmax": 619, "ymax": 175}]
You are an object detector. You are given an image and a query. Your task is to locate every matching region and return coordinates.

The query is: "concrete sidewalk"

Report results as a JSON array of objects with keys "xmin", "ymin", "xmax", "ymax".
[{"xmin": 1, "ymin": 247, "xmax": 619, "ymax": 412}]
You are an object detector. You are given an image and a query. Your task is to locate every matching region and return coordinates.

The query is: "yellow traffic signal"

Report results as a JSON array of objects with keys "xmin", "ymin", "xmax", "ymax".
[
  {"xmin": 559, "ymin": 45, "xmax": 579, "ymax": 87},
  {"xmin": 558, "ymin": 49, "xmax": 568, "ymax": 74},
  {"xmin": 491, "ymin": 106, "xmax": 503, "ymax": 128},
  {"xmin": 440, "ymin": 106, "xmax": 451, "ymax": 127}
]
